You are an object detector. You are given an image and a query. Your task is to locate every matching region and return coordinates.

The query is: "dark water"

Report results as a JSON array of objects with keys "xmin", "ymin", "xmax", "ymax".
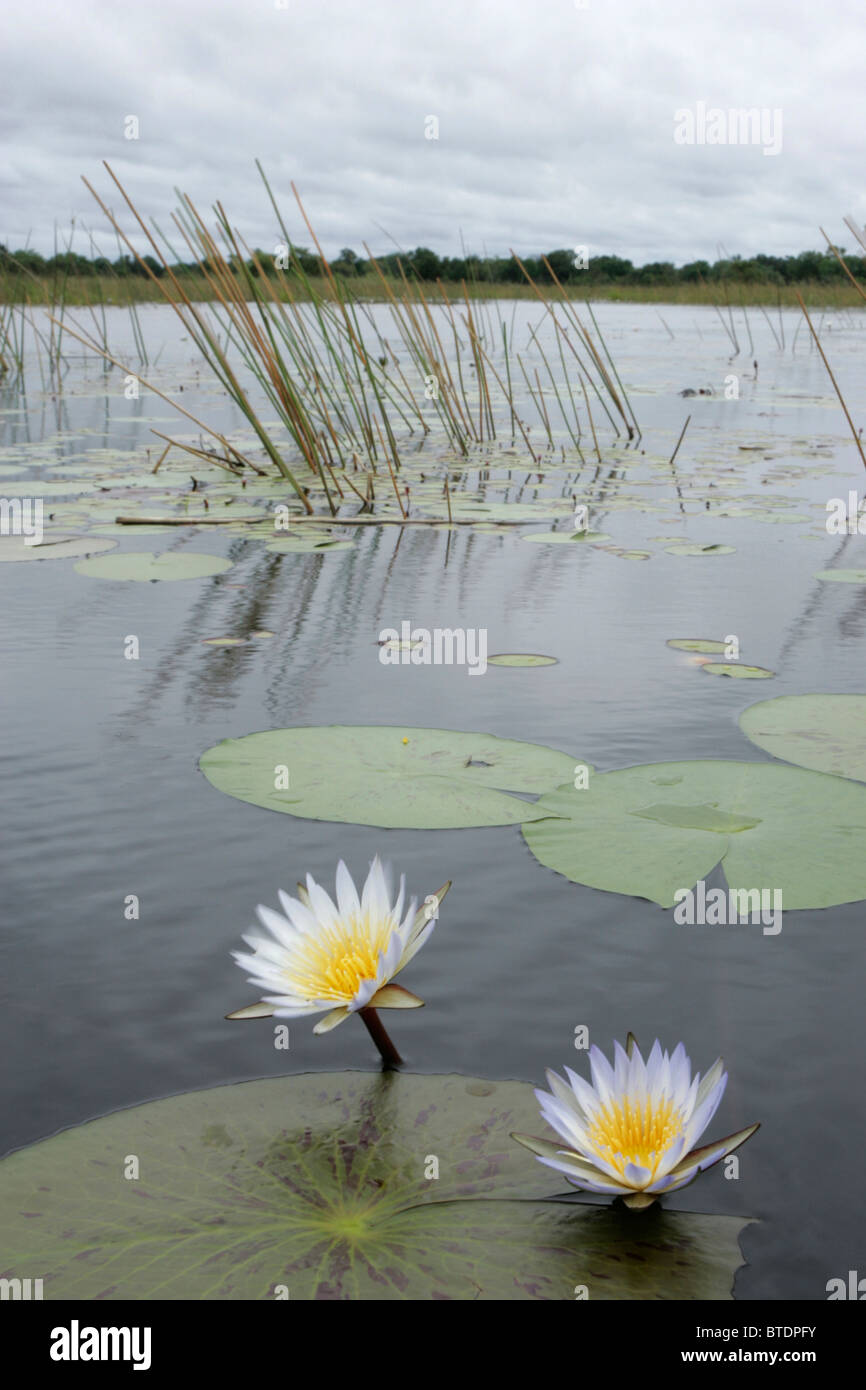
[{"xmin": 2, "ymin": 302, "xmax": 865, "ymax": 1300}]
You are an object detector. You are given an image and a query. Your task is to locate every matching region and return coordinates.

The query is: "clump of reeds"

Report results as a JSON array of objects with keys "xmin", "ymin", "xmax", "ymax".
[{"xmin": 52, "ymin": 162, "xmax": 638, "ymax": 516}]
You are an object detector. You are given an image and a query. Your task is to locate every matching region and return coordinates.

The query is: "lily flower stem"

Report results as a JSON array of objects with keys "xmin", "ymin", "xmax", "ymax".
[{"xmin": 359, "ymin": 1007, "xmax": 403, "ymax": 1066}]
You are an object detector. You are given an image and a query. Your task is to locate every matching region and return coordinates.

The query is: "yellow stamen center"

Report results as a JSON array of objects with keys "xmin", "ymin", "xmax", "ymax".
[
  {"xmin": 290, "ymin": 913, "xmax": 395, "ymax": 1002},
  {"xmin": 587, "ymin": 1093, "xmax": 683, "ymax": 1183}
]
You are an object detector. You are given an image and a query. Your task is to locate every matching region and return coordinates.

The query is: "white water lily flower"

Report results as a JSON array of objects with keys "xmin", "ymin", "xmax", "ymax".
[
  {"xmin": 228, "ymin": 857, "xmax": 449, "ymax": 1034},
  {"xmin": 513, "ymin": 1035, "xmax": 759, "ymax": 1210}
]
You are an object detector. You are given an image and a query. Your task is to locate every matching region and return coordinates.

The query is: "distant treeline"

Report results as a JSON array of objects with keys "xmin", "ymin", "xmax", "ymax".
[{"xmin": 1, "ymin": 242, "xmax": 863, "ymax": 287}]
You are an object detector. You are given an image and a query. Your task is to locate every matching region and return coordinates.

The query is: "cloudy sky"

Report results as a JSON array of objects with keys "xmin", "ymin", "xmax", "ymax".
[{"xmin": 4, "ymin": 0, "xmax": 864, "ymax": 266}]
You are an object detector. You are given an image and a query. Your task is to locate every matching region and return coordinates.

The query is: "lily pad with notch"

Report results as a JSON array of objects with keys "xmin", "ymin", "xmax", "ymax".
[
  {"xmin": 0, "ymin": 1071, "xmax": 754, "ymax": 1301},
  {"xmin": 522, "ymin": 759, "xmax": 866, "ymax": 909},
  {"xmin": 199, "ymin": 725, "xmax": 582, "ymax": 828},
  {"xmin": 740, "ymin": 693, "xmax": 866, "ymax": 783}
]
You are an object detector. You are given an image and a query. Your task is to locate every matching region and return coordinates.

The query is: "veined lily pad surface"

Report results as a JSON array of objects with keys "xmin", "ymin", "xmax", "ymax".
[
  {"xmin": 0, "ymin": 1071, "xmax": 753, "ymax": 1301},
  {"xmin": 200, "ymin": 725, "xmax": 580, "ymax": 828},
  {"xmin": 740, "ymin": 694, "xmax": 866, "ymax": 783},
  {"xmin": 522, "ymin": 760, "xmax": 866, "ymax": 908},
  {"xmin": 73, "ymin": 551, "xmax": 233, "ymax": 581}
]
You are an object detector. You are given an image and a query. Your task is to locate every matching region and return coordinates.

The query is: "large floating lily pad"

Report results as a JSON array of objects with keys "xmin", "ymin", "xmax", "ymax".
[
  {"xmin": 0, "ymin": 536, "xmax": 116, "ymax": 563},
  {"xmin": 0, "ymin": 1072, "xmax": 752, "ymax": 1300},
  {"xmin": 522, "ymin": 759, "xmax": 866, "ymax": 908},
  {"xmin": 740, "ymin": 694, "xmax": 866, "ymax": 783},
  {"xmin": 200, "ymin": 725, "xmax": 580, "ymax": 828},
  {"xmin": 73, "ymin": 551, "xmax": 233, "ymax": 581}
]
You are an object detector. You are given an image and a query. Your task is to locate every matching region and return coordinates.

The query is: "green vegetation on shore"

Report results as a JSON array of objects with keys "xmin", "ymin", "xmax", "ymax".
[{"xmin": 3, "ymin": 243, "xmax": 866, "ymax": 307}]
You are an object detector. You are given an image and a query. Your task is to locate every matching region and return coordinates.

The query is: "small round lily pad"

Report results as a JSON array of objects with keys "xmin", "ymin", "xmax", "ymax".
[
  {"xmin": 702, "ymin": 664, "xmax": 775, "ymax": 680},
  {"xmin": 664, "ymin": 543, "xmax": 736, "ymax": 557},
  {"xmin": 265, "ymin": 534, "xmax": 354, "ymax": 553},
  {"xmin": 667, "ymin": 639, "xmax": 729, "ymax": 654},
  {"xmin": 815, "ymin": 570, "xmax": 866, "ymax": 584},
  {"xmin": 487, "ymin": 654, "xmax": 559, "ymax": 667},
  {"xmin": 523, "ymin": 530, "xmax": 612, "ymax": 544}
]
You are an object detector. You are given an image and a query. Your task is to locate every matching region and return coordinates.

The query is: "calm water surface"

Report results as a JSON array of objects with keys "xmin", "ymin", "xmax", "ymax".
[{"xmin": 2, "ymin": 301, "xmax": 865, "ymax": 1299}]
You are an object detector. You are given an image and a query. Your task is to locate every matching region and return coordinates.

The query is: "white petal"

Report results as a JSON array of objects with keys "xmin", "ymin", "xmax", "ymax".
[
  {"xmin": 348, "ymin": 976, "xmax": 379, "ymax": 1012},
  {"xmin": 588, "ymin": 1044, "xmax": 617, "ymax": 1107},
  {"xmin": 682, "ymin": 1073, "xmax": 728, "ymax": 1151},
  {"xmin": 392, "ymin": 905, "xmax": 431, "ymax": 973},
  {"xmin": 623, "ymin": 1161, "xmax": 652, "ymax": 1188},
  {"xmin": 306, "ymin": 876, "xmax": 340, "ymax": 926},
  {"xmin": 334, "ymin": 860, "xmax": 361, "ymax": 917},
  {"xmin": 392, "ymin": 873, "xmax": 406, "ymax": 926},
  {"xmin": 277, "ymin": 891, "xmax": 320, "ymax": 935},
  {"xmin": 564, "ymin": 1066, "xmax": 600, "ymax": 1118},
  {"xmin": 254, "ymin": 904, "xmax": 298, "ymax": 947},
  {"xmin": 535, "ymin": 1154, "xmax": 627, "ymax": 1194},
  {"xmin": 546, "ymin": 1068, "xmax": 588, "ymax": 1123}
]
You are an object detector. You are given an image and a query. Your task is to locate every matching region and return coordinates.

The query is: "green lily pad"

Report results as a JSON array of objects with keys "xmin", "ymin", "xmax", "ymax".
[
  {"xmin": 632, "ymin": 802, "xmax": 763, "ymax": 833},
  {"xmin": 740, "ymin": 694, "xmax": 866, "ymax": 783},
  {"xmin": 200, "ymin": 725, "xmax": 581, "ymax": 828},
  {"xmin": 815, "ymin": 569, "xmax": 866, "ymax": 584},
  {"xmin": 667, "ymin": 639, "xmax": 729, "ymax": 654},
  {"xmin": 265, "ymin": 534, "xmax": 354, "ymax": 553},
  {"xmin": 523, "ymin": 530, "xmax": 612, "ymax": 544},
  {"xmin": 87, "ymin": 522, "xmax": 180, "ymax": 536},
  {"xmin": 522, "ymin": 759, "xmax": 866, "ymax": 908},
  {"xmin": 0, "ymin": 1071, "xmax": 752, "ymax": 1301},
  {"xmin": 0, "ymin": 536, "xmax": 117, "ymax": 563},
  {"xmin": 664, "ymin": 543, "xmax": 736, "ymax": 557},
  {"xmin": 447, "ymin": 500, "xmax": 569, "ymax": 522},
  {"xmin": 0, "ymin": 479, "xmax": 100, "ymax": 496},
  {"xmin": 73, "ymin": 551, "xmax": 233, "ymax": 581},
  {"xmin": 487, "ymin": 654, "xmax": 559, "ymax": 667},
  {"xmin": 720, "ymin": 509, "xmax": 811, "ymax": 524},
  {"xmin": 702, "ymin": 664, "xmax": 775, "ymax": 680}
]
